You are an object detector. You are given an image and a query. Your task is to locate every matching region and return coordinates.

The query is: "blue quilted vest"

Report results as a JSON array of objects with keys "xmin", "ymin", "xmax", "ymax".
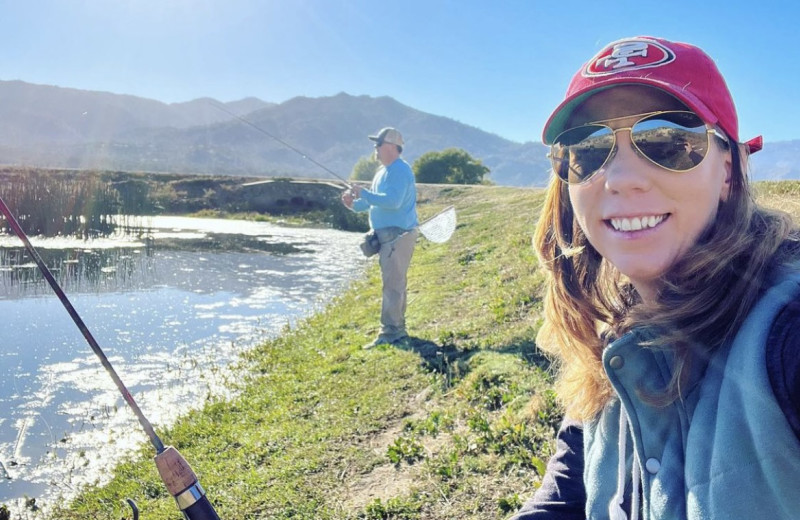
[{"xmin": 584, "ymin": 269, "xmax": 800, "ymax": 519}]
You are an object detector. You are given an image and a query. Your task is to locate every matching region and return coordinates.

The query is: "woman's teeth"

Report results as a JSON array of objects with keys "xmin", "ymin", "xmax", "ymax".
[{"xmin": 609, "ymin": 214, "xmax": 666, "ymax": 231}]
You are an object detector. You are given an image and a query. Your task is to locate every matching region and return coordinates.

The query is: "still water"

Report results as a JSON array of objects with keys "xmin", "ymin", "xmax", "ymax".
[{"xmin": 0, "ymin": 216, "xmax": 365, "ymax": 512}]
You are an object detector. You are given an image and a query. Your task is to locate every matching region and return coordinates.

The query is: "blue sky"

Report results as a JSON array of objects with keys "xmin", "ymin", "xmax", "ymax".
[{"xmin": 0, "ymin": 0, "xmax": 797, "ymax": 144}]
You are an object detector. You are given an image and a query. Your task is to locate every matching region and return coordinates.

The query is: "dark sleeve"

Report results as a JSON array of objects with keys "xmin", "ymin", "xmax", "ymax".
[
  {"xmin": 767, "ymin": 299, "xmax": 800, "ymax": 441},
  {"xmin": 509, "ymin": 418, "xmax": 586, "ymax": 520}
]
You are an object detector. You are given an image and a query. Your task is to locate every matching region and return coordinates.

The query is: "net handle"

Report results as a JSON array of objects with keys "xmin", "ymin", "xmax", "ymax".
[{"xmin": 420, "ymin": 205, "xmax": 455, "ymax": 226}]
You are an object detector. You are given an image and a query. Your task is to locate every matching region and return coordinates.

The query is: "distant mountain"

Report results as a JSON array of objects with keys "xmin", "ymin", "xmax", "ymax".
[
  {"xmin": 750, "ymin": 140, "xmax": 800, "ymax": 181},
  {"xmin": 0, "ymin": 79, "xmax": 795, "ymax": 186}
]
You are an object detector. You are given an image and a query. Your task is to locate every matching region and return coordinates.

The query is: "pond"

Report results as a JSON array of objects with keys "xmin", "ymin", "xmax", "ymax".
[{"xmin": 0, "ymin": 215, "xmax": 366, "ymax": 513}]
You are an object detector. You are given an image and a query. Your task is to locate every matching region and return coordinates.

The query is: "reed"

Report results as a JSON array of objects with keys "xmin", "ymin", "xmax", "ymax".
[{"xmin": 0, "ymin": 169, "xmax": 119, "ymax": 238}]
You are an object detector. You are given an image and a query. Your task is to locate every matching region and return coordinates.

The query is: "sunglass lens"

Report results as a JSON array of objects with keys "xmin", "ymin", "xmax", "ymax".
[
  {"xmin": 551, "ymin": 125, "xmax": 614, "ymax": 183},
  {"xmin": 631, "ymin": 113, "xmax": 708, "ymax": 171}
]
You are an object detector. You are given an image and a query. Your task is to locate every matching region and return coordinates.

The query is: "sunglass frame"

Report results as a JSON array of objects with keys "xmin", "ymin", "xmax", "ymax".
[{"xmin": 549, "ymin": 110, "xmax": 728, "ymax": 185}]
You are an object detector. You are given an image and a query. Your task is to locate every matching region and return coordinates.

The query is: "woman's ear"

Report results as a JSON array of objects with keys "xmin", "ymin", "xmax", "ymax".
[
  {"xmin": 720, "ymin": 142, "xmax": 749, "ymax": 202},
  {"xmin": 737, "ymin": 142, "xmax": 751, "ymax": 174}
]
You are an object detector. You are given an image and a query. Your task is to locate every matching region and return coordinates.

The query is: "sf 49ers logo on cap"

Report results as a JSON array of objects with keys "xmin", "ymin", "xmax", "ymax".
[{"xmin": 584, "ymin": 38, "xmax": 675, "ymax": 76}]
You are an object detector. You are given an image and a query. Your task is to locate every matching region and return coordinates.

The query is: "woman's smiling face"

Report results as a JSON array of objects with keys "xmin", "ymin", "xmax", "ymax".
[{"xmin": 566, "ymin": 85, "xmax": 732, "ymax": 301}]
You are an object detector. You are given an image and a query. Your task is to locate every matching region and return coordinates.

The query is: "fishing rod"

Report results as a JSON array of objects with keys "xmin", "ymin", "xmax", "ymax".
[
  {"xmin": 209, "ymin": 101, "xmax": 352, "ymax": 187},
  {"xmin": 0, "ymin": 197, "xmax": 220, "ymax": 520}
]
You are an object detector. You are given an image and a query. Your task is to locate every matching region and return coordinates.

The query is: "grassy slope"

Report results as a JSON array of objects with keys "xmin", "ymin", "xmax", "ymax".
[
  {"xmin": 48, "ymin": 180, "xmax": 800, "ymax": 519},
  {"xmin": 50, "ymin": 185, "xmax": 556, "ymax": 519}
]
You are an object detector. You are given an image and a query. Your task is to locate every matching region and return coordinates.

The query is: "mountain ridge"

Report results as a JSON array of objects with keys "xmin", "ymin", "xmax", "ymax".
[{"xmin": 0, "ymin": 79, "xmax": 794, "ymax": 186}]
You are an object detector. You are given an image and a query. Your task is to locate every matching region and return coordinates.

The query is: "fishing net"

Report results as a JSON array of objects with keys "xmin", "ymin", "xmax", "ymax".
[{"xmin": 418, "ymin": 206, "xmax": 456, "ymax": 243}]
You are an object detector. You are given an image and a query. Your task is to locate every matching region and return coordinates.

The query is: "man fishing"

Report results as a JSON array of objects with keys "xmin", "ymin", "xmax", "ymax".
[{"xmin": 342, "ymin": 127, "xmax": 419, "ymax": 348}]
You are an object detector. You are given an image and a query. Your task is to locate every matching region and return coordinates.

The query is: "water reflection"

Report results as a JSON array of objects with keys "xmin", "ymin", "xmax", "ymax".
[
  {"xmin": 0, "ymin": 247, "xmax": 155, "ymax": 299},
  {"xmin": 0, "ymin": 216, "xmax": 366, "ymax": 515}
]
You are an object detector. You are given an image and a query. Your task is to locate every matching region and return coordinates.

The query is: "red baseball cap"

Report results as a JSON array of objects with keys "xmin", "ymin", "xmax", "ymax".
[{"xmin": 542, "ymin": 36, "xmax": 762, "ymax": 153}]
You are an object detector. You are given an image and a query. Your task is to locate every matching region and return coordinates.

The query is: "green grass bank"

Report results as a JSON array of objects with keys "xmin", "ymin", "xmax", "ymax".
[
  {"xmin": 44, "ymin": 184, "xmax": 553, "ymax": 520},
  {"xmin": 35, "ymin": 180, "xmax": 800, "ymax": 519}
]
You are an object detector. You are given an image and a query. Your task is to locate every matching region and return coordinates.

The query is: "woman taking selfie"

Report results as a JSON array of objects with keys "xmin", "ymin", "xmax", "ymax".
[{"xmin": 512, "ymin": 36, "xmax": 800, "ymax": 519}]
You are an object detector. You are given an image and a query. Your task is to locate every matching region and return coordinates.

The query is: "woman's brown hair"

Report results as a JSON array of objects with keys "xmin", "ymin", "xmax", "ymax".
[{"xmin": 534, "ymin": 137, "xmax": 797, "ymax": 420}]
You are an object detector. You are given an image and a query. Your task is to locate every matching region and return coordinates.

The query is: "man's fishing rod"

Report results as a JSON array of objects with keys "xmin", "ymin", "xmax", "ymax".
[
  {"xmin": 209, "ymin": 101, "xmax": 353, "ymax": 187},
  {"xmin": 211, "ymin": 101, "xmax": 458, "ymax": 244},
  {"xmin": 0, "ymin": 197, "xmax": 220, "ymax": 520}
]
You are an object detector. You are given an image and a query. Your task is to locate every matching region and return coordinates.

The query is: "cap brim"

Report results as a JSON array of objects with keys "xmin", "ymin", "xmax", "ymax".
[
  {"xmin": 542, "ymin": 77, "xmax": 720, "ymax": 144},
  {"xmin": 368, "ymin": 135, "xmax": 381, "ymax": 142}
]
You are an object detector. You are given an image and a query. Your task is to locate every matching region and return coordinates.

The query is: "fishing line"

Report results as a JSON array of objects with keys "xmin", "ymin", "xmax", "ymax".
[
  {"xmin": 0, "ymin": 197, "xmax": 220, "ymax": 520},
  {"xmin": 209, "ymin": 101, "xmax": 352, "ymax": 186}
]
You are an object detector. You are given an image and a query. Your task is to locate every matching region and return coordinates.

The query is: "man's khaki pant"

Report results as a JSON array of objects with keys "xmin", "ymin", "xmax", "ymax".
[{"xmin": 376, "ymin": 227, "xmax": 418, "ymax": 338}]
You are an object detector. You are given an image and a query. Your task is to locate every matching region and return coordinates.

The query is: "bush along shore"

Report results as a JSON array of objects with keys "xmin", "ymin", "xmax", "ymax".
[{"xmin": 36, "ymin": 184, "xmax": 556, "ymax": 520}]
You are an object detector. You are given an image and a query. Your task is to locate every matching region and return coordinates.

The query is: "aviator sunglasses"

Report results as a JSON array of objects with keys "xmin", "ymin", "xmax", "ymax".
[{"xmin": 549, "ymin": 110, "xmax": 728, "ymax": 184}]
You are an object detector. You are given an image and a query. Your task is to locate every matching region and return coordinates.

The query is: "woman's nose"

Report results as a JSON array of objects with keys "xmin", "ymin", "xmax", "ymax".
[{"xmin": 602, "ymin": 130, "xmax": 653, "ymax": 193}]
